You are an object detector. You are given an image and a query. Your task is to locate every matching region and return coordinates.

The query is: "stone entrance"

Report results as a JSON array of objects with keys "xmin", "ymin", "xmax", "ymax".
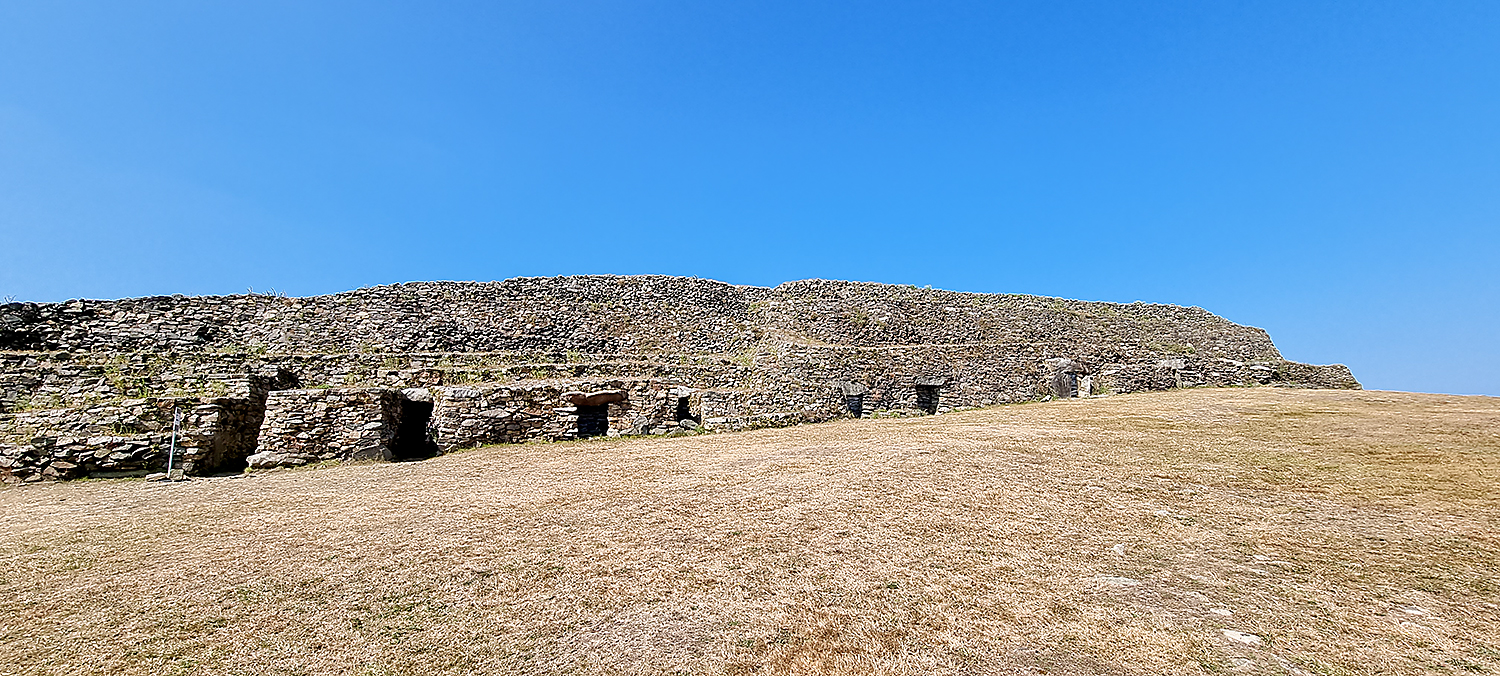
[
  {"xmin": 916, "ymin": 385, "xmax": 940, "ymax": 414},
  {"xmin": 1046, "ymin": 358, "xmax": 1089, "ymax": 398},
  {"xmin": 834, "ymin": 381, "xmax": 869, "ymax": 418},
  {"xmin": 392, "ymin": 398, "xmax": 439, "ymax": 461},
  {"xmin": 846, "ymin": 393, "xmax": 865, "ymax": 418},
  {"xmin": 577, "ymin": 405, "xmax": 609, "ymax": 438}
]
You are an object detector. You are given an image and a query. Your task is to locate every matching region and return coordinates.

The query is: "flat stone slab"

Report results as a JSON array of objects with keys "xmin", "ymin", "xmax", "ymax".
[{"xmin": 563, "ymin": 390, "xmax": 627, "ymax": 407}]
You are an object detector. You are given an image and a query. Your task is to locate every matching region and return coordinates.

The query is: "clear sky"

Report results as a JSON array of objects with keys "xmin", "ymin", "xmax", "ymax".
[{"xmin": 2, "ymin": 1, "xmax": 1497, "ymax": 395}]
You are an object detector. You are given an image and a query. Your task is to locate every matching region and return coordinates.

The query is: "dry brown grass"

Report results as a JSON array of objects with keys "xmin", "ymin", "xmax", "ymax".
[{"xmin": 2, "ymin": 388, "xmax": 1498, "ymax": 675}]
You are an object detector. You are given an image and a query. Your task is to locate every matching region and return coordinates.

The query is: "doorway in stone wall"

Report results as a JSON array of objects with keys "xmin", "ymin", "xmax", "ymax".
[
  {"xmin": 846, "ymin": 393, "xmax": 865, "ymax": 418},
  {"xmin": 577, "ymin": 404, "xmax": 609, "ymax": 438},
  {"xmin": 915, "ymin": 385, "xmax": 940, "ymax": 414},
  {"xmin": 392, "ymin": 400, "xmax": 440, "ymax": 460}
]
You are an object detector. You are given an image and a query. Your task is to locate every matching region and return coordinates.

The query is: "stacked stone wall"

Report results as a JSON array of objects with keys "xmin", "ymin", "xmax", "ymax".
[
  {"xmin": 0, "ymin": 276, "xmax": 756, "ymax": 356},
  {"xmin": 758, "ymin": 279, "xmax": 1282, "ymax": 361},
  {"xmin": 0, "ymin": 349, "xmax": 762, "ymax": 415},
  {"xmin": 250, "ymin": 389, "xmax": 401, "ymax": 468},
  {"xmin": 0, "ymin": 275, "xmax": 1360, "ymax": 480},
  {"xmin": 429, "ymin": 379, "xmax": 708, "ymax": 449},
  {"xmin": 0, "ymin": 394, "xmax": 264, "ymax": 481},
  {"xmin": 2, "ymin": 277, "xmax": 1289, "ymax": 363}
]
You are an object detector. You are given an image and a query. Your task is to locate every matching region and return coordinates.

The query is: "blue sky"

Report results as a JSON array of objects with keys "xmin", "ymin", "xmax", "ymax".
[{"xmin": 2, "ymin": 1, "xmax": 1497, "ymax": 395}]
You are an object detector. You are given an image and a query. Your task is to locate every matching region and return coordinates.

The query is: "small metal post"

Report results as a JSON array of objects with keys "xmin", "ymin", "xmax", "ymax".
[{"xmin": 166, "ymin": 405, "xmax": 184, "ymax": 480}]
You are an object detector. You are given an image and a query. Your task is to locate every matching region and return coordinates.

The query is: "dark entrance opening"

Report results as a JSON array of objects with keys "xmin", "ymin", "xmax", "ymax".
[
  {"xmin": 577, "ymin": 404, "xmax": 609, "ymax": 438},
  {"xmin": 392, "ymin": 400, "xmax": 440, "ymax": 460},
  {"xmin": 205, "ymin": 441, "xmax": 251, "ymax": 475},
  {"xmin": 1052, "ymin": 371, "xmax": 1078, "ymax": 398},
  {"xmin": 194, "ymin": 397, "xmax": 270, "ymax": 476},
  {"xmin": 846, "ymin": 393, "xmax": 865, "ymax": 418},
  {"xmin": 675, "ymin": 396, "xmax": 693, "ymax": 422},
  {"xmin": 915, "ymin": 385, "xmax": 940, "ymax": 415}
]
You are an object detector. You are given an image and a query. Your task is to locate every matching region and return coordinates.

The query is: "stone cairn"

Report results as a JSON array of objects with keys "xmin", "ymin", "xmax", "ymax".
[{"xmin": 0, "ymin": 276, "xmax": 1359, "ymax": 482}]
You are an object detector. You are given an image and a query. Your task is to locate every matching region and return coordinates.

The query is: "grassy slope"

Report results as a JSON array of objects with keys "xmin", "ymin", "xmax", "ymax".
[{"xmin": 1, "ymin": 388, "xmax": 1497, "ymax": 676}]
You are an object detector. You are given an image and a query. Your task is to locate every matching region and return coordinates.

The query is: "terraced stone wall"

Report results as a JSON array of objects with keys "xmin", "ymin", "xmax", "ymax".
[
  {"xmin": 0, "ymin": 275, "xmax": 1360, "ymax": 481},
  {"xmin": 0, "ymin": 276, "xmax": 756, "ymax": 355}
]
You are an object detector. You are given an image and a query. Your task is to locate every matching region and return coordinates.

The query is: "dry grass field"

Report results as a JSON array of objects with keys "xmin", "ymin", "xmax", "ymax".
[{"xmin": 2, "ymin": 388, "xmax": 1498, "ymax": 675}]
